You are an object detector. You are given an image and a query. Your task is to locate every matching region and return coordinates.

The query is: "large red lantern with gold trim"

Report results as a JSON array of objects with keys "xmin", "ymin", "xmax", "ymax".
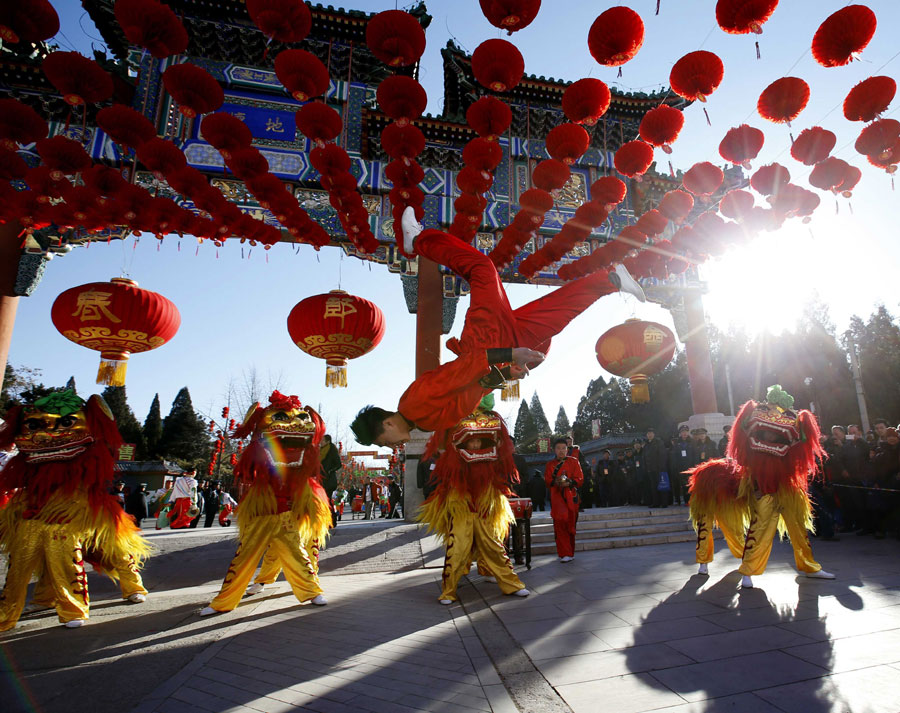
[
  {"xmin": 595, "ymin": 318, "xmax": 676, "ymax": 403},
  {"xmin": 51, "ymin": 277, "xmax": 180, "ymax": 386},
  {"xmin": 286, "ymin": 290, "xmax": 385, "ymax": 387}
]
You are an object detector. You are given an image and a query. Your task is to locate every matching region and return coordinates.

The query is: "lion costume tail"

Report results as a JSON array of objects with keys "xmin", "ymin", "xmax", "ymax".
[{"xmin": 688, "ymin": 458, "xmax": 750, "ymax": 559}]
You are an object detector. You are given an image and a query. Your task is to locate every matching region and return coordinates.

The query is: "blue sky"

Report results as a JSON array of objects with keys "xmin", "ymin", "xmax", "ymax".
[{"xmin": 10, "ymin": 1, "xmax": 900, "ymax": 456}]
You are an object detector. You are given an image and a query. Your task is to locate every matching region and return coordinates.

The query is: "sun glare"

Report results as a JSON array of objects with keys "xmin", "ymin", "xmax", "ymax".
[{"xmin": 702, "ymin": 222, "xmax": 838, "ymax": 336}]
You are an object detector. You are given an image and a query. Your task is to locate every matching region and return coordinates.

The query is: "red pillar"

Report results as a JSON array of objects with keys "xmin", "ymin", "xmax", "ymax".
[
  {"xmin": 0, "ymin": 222, "xmax": 22, "ymax": 391},
  {"xmin": 415, "ymin": 258, "xmax": 442, "ymax": 378},
  {"xmin": 684, "ymin": 292, "xmax": 718, "ymax": 414}
]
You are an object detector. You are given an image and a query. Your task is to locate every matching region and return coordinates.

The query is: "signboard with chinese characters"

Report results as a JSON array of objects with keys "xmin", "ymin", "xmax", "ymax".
[
  {"xmin": 591, "ymin": 419, "xmax": 601, "ymax": 439},
  {"xmin": 118, "ymin": 444, "xmax": 136, "ymax": 461},
  {"xmin": 537, "ymin": 437, "xmax": 550, "ymax": 453},
  {"xmin": 220, "ymin": 103, "xmax": 297, "ymax": 142}
]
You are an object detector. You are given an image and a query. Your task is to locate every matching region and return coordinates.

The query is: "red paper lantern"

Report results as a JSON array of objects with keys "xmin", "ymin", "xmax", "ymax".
[
  {"xmin": 531, "ymin": 159, "xmax": 570, "ymax": 191},
  {"xmin": 866, "ymin": 139, "xmax": 899, "ymax": 174},
  {"xmin": 0, "ymin": 99, "xmax": 47, "ymax": 150},
  {"xmin": 0, "ymin": 149, "xmax": 27, "ymax": 181},
  {"xmin": 96, "ymin": 105, "xmax": 157, "ymax": 149},
  {"xmin": 562, "ymin": 78, "xmax": 611, "ymax": 126},
  {"xmin": 614, "ymin": 140, "xmax": 654, "ymax": 179},
  {"xmin": 226, "ymin": 147, "xmax": 269, "ymax": 180},
  {"xmin": 310, "ymin": 143, "xmax": 351, "ymax": 177},
  {"xmin": 843, "ymin": 76, "xmax": 896, "ymax": 122},
  {"xmin": 854, "ymin": 119, "xmax": 900, "ymax": 160},
  {"xmin": 0, "ymin": 0, "xmax": 59, "ymax": 44},
  {"xmin": 639, "ymin": 105, "xmax": 684, "ymax": 153},
  {"xmin": 757, "ymin": 77, "xmax": 809, "ymax": 124},
  {"xmin": 246, "ymin": 0, "xmax": 312, "ymax": 43},
  {"xmin": 42, "ymin": 52, "xmax": 114, "ymax": 106},
  {"xmin": 462, "ymin": 138, "xmax": 503, "ymax": 173},
  {"xmin": 385, "ymin": 159, "xmax": 425, "ymax": 188},
  {"xmin": 669, "ymin": 51, "xmax": 724, "ymax": 102},
  {"xmin": 471, "ymin": 39, "xmax": 524, "ymax": 93},
  {"xmin": 809, "ymin": 157, "xmax": 851, "ymax": 192},
  {"xmin": 51, "ymin": 277, "xmax": 180, "ymax": 386},
  {"xmin": 719, "ymin": 189, "xmax": 755, "ymax": 220},
  {"xmin": 658, "ymin": 190, "xmax": 694, "ymax": 224},
  {"xmin": 136, "ymin": 138, "xmax": 187, "ymax": 180},
  {"xmin": 790, "ymin": 127, "xmax": 836, "ymax": 166},
  {"xmin": 114, "ymin": 0, "xmax": 188, "ymax": 58},
  {"xmin": 286, "ymin": 290, "xmax": 385, "ymax": 387},
  {"xmin": 519, "ymin": 188, "xmax": 553, "ymax": 215},
  {"xmin": 750, "ymin": 163, "xmax": 790, "ymax": 196},
  {"xmin": 682, "ymin": 162, "xmax": 723, "ymax": 197},
  {"xmin": 588, "ymin": 7, "xmax": 644, "ymax": 67},
  {"xmin": 634, "ymin": 209, "xmax": 668, "ymax": 237},
  {"xmin": 381, "ymin": 123, "xmax": 425, "ymax": 162},
  {"xmin": 591, "ymin": 176, "xmax": 627, "ymax": 208},
  {"xmin": 376, "ymin": 76, "xmax": 427, "ymax": 126},
  {"xmin": 35, "ymin": 135, "xmax": 91, "ymax": 180},
  {"xmin": 296, "ymin": 102, "xmax": 343, "ymax": 146},
  {"xmin": 200, "ymin": 112, "xmax": 252, "ymax": 158},
  {"xmin": 811, "ymin": 4, "xmax": 876, "ymax": 68},
  {"xmin": 545, "ymin": 123, "xmax": 590, "ymax": 166},
  {"xmin": 595, "ymin": 318, "xmax": 676, "ymax": 403},
  {"xmin": 718, "ymin": 124, "xmax": 764, "ymax": 168},
  {"xmin": 835, "ymin": 165, "xmax": 862, "ymax": 196},
  {"xmin": 715, "ymin": 0, "xmax": 779, "ymax": 34},
  {"xmin": 466, "ymin": 96, "xmax": 512, "ymax": 139},
  {"xmin": 162, "ymin": 64, "xmax": 224, "ymax": 118},
  {"xmin": 366, "ymin": 10, "xmax": 426, "ymax": 68},
  {"xmin": 274, "ymin": 49, "xmax": 330, "ymax": 102},
  {"xmin": 479, "ymin": 0, "xmax": 541, "ymax": 33}
]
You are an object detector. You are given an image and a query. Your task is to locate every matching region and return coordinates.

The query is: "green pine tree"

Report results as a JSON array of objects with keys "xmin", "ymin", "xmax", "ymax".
[
  {"xmin": 158, "ymin": 387, "xmax": 212, "ymax": 468},
  {"xmin": 530, "ymin": 392, "xmax": 551, "ymax": 436},
  {"xmin": 554, "ymin": 405, "xmax": 571, "ymax": 438},
  {"xmin": 101, "ymin": 386, "xmax": 147, "ymax": 458},
  {"xmin": 513, "ymin": 399, "xmax": 538, "ymax": 453},
  {"xmin": 143, "ymin": 393, "xmax": 163, "ymax": 459}
]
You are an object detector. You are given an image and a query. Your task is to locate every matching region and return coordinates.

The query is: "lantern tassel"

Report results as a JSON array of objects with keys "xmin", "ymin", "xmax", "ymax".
[
  {"xmin": 756, "ymin": 41, "xmax": 761, "ymax": 60},
  {"xmin": 97, "ymin": 357, "xmax": 128, "ymax": 386},
  {"xmin": 703, "ymin": 107, "xmax": 711, "ymax": 126},
  {"xmin": 501, "ymin": 379, "xmax": 520, "ymax": 401},
  {"xmin": 630, "ymin": 376, "xmax": 650, "ymax": 403},
  {"xmin": 325, "ymin": 362, "xmax": 348, "ymax": 388}
]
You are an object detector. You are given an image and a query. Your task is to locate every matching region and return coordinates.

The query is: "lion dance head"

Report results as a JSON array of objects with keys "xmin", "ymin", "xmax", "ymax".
[
  {"xmin": 728, "ymin": 385, "xmax": 823, "ymax": 495},
  {"xmin": 0, "ymin": 390, "xmax": 123, "ymax": 512}
]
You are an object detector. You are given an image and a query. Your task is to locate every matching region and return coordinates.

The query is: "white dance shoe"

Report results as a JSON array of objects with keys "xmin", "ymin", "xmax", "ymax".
[
  {"xmin": 612, "ymin": 263, "xmax": 647, "ymax": 302},
  {"xmin": 245, "ymin": 582, "xmax": 265, "ymax": 595},
  {"xmin": 400, "ymin": 205, "xmax": 423, "ymax": 255}
]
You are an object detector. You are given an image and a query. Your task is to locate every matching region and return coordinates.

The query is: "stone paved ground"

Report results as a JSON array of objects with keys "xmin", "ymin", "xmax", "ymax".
[{"xmin": 2, "ymin": 517, "xmax": 900, "ymax": 713}]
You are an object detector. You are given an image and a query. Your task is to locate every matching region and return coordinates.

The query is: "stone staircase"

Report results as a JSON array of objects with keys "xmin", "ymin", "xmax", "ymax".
[{"xmin": 528, "ymin": 505, "xmax": 705, "ymax": 555}]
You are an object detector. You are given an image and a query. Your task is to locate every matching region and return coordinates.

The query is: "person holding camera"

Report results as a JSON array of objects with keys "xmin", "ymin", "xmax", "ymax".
[{"xmin": 544, "ymin": 437, "xmax": 584, "ymax": 562}]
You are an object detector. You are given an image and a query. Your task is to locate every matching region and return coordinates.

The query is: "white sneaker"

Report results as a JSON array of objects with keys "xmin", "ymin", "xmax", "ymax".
[
  {"xmin": 698, "ymin": 563, "xmax": 708, "ymax": 575},
  {"xmin": 23, "ymin": 602, "xmax": 51, "ymax": 614},
  {"xmin": 127, "ymin": 593, "xmax": 146, "ymax": 603},
  {"xmin": 612, "ymin": 263, "xmax": 647, "ymax": 303},
  {"xmin": 310, "ymin": 594, "xmax": 328, "ymax": 606},
  {"xmin": 64, "ymin": 619, "xmax": 84, "ymax": 628},
  {"xmin": 246, "ymin": 582, "xmax": 265, "ymax": 595},
  {"xmin": 482, "ymin": 575, "xmax": 497, "ymax": 583},
  {"xmin": 400, "ymin": 205, "xmax": 423, "ymax": 255},
  {"xmin": 439, "ymin": 599, "xmax": 454, "ymax": 605},
  {"xmin": 199, "ymin": 606, "xmax": 221, "ymax": 616},
  {"xmin": 741, "ymin": 575, "xmax": 753, "ymax": 589},
  {"xmin": 805, "ymin": 569, "xmax": 835, "ymax": 580},
  {"xmin": 560, "ymin": 556, "xmax": 573, "ymax": 563},
  {"xmin": 513, "ymin": 588, "xmax": 530, "ymax": 597}
]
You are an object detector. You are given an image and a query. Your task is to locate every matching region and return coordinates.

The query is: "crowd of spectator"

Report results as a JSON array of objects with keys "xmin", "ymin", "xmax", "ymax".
[{"xmin": 817, "ymin": 419, "xmax": 900, "ymax": 540}]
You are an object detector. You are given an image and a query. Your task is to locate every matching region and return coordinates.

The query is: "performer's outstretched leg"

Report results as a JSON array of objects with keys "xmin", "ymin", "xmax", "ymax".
[
  {"xmin": 472, "ymin": 518, "xmax": 527, "ymax": 595},
  {"xmin": 777, "ymin": 491, "xmax": 832, "ymax": 577},
  {"xmin": 252, "ymin": 546, "xmax": 282, "ymax": 586},
  {"xmin": 0, "ymin": 522, "xmax": 51, "ymax": 630},
  {"xmin": 738, "ymin": 494, "xmax": 780, "ymax": 578},
  {"xmin": 438, "ymin": 511, "xmax": 476, "ymax": 603},
  {"xmin": 269, "ymin": 529, "xmax": 324, "ymax": 604},
  {"xmin": 113, "ymin": 553, "xmax": 148, "ymax": 601},
  {"xmin": 42, "ymin": 526, "xmax": 90, "ymax": 626},
  {"xmin": 204, "ymin": 517, "xmax": 273, "ymax": 613}
]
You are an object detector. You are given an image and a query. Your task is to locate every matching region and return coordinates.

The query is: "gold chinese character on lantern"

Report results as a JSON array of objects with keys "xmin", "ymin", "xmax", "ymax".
[
  {"xmin": 323, "ymin": 297, "xmax": 357, "ymax": 329},
  {"xmin": 72, "ymin": 291, "xmax": 121, "ymax": 323},
  {"xmin": 265, "ymin": 116, "xmax": 285, "ymax": 133}
]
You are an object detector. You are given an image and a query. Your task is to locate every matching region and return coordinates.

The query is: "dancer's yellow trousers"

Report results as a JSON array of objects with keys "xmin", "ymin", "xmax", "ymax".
[
  {"xmin": 738, "ymin": 492, "xmax": 821, "ymax": 576},
  {"xmin": 31, "ymin": 552, "xmax": 147, "ymax": 606},
  {"xmin": 253, "ymin": 538, "xmax": 320, "ymax": 585},
  {"xmin": 0, "ymin": 520, "xmax": 89, "ymax": 630},
  {"xmin": 440, "ymin": 510, "xmax": 524, "ymax": 602},
  {"xmin": 209, "ymin": 512, "xmax": 322, "ymax": 611}
]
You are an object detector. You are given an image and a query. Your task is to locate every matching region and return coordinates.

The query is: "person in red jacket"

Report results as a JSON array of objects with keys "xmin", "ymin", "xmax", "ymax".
[
  {"xmin": 351, "ymin": 207, "xmax": 645, "ymax": 448},
  {"xmin": 545, "ymin": 438, "xmax": 584, "ymax": 562}
]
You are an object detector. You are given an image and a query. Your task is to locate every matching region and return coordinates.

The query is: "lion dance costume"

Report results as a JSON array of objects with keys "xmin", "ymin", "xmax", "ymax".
[
  {"xmin": 0, "ymin": 391, "xmax": 149, "ymax": 630},
  {"xmin": 689, "ymin": 385, "xmax": 834, "ymax": 587},
  {"xmin": 201, "ymin": 391, "xmax": 331, "ymax": 614},
  {"xmin": 418, "ymin": 399, "xmax": 528, "ymax": 603}
]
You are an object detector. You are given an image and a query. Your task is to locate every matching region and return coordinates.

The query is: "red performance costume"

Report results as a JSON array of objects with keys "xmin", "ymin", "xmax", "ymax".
[
  {"xmin": 689, "ymin": 385, "xmax": 834, "ymax": 587},
  {"xmin": 399, "ymin": 228, "xmax": 622, "ymax": 432},
  {"xmin": 545, "ymin": 453, "xmax": 584, "ymax": 560}
]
